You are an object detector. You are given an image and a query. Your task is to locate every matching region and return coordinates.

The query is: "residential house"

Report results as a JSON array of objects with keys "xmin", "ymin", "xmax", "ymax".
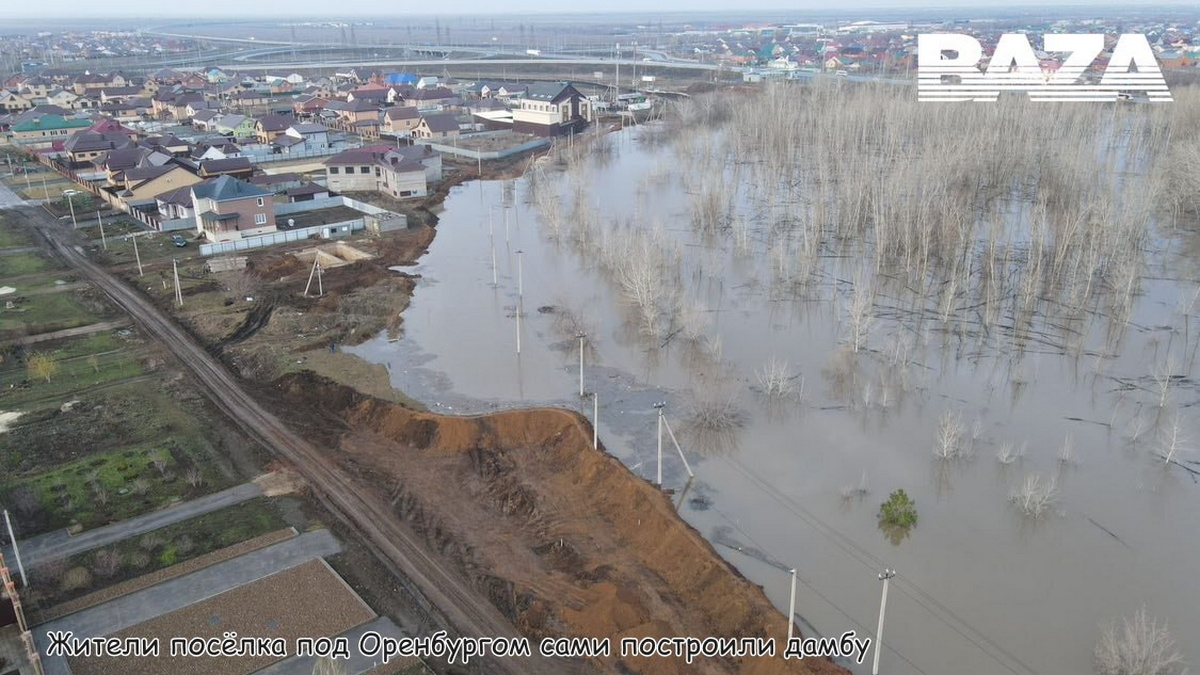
[
  {"xmin": 381, "ymin": 106, "xmax": 420, "ymax": 137},
  {"xmin": 63, "ymin": 129, "xmax": 135, "ymax": 166},
  {"xmin": 323, "ymin": 145, "xmax": 441, "ymax": 199},
  {"xmin": 191, "ymin": 141, "xmax": 242, "ymax": 162},
  {"xmin": 229, "ymin": 91, "xmax": 271, "ymax": 109},
  {"xmin": 191, "ymin": 109, "xmax": 224, "ymax": 131},
  {"xmin": 326, "ymin": 98, "xmax": 382, "ymax": 126},
  {"xmin": 403, "ymin": 87, "xmax": 455, "ymax": 110},
  {"xmin": 293, "ymin": 94, "xmax": 330, "ymax": 118},
  {"xmin": 281, "ymin": 183, "xmax": 330, "ymax": 203},
  {"xmin": 9, "ymin": 111, "xmax": 92, "ymax": 146},
  {"xmin": 271, "ymin": 123, "xmax": 332, "ymax": 153},
  {"xmin": 197, "ymin": 157, "xmax": 254, "ymax": 180},
  {"xmin": 112, "ymin": 162, "xmax": 203, "ymax": 208},
  {"xmin": 99, "ymin": 146, "xmax": 174, "ymax": 186},
  {"xmin": 414, "ymin": 113, "xmax": 462, "ymax": 140},
  {"xmin": 141, "ymin": 134, "xmax": 191, "ymax": 157},
  {"xmin": 512, "ymin": 82, "xmax": 593, "ymax": 137},
  {"xmin": 214, "ymin": 114, "xmax": 257, "ymax": 141},
  {"xmin": 155, "ymin": 183, "xmax": 199, "ymax": 221},
  {"xmin": 191, "ymin": 175, "xmax": 276, "ymax": 242},
  {"xmin": 255, "ymin": 114, "xmax": 294, "ymax": 143}
]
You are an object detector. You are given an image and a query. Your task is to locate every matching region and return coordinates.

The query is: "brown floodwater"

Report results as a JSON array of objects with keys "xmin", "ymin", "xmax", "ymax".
[{"xmin": 350, "ymin": 127, "xmax": 1200, "ymax": 675}]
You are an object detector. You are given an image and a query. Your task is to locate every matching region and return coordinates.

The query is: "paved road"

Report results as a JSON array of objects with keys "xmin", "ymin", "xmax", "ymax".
[
  {"xmin": 6, "ymin": 483, "xmax": 263, "ymax": 565},
  {"xmin": 33, "ymin": 529, "xmax": 341, "ymax": 675},
  {"xmin": 17, "ymin": 206, "xmax": 573, "ymax": 675},
  {"xmin": 0, "ymin": 179, "xmax": 27, "ymax": 208}
]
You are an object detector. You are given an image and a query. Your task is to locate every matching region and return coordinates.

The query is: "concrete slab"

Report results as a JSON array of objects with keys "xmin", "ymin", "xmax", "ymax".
[
  {"xmin": 251, "ymin": 616, "xmax": 409, "ymax": 675},
  {"xmin": 33, "ymin": 529, "xmax": 342, "ymax": 675}
]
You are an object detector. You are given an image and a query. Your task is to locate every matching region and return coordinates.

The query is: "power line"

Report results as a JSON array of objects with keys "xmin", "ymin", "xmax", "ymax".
[
  {"xmin": 717, "ymin": 454, "xmax": 1037, "ymax": 675},
  {"xmin": 707, "ymin": 499, "xmax": 932, "ymax": 675}
]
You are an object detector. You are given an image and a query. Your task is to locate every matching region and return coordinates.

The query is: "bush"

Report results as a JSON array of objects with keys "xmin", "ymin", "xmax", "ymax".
[
  {"xmin": 60, "ymin": 566, "xmax": 92, "ymax": 592},
  {"xmin": 1095, "ymin": 606, "xmax": 1186, "ymax": 675},
  {"xmin": 879, "ymin": 489, "xmax": 918, "ymax": 529}
]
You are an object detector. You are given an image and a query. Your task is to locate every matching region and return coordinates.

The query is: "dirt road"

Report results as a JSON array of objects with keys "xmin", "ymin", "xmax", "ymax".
[{"xmin": 18, "ymin": 206, "xmax": 572, "ymax": 675}]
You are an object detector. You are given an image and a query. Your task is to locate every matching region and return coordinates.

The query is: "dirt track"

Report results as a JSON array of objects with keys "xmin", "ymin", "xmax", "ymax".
[{"xmin": 19, "ymin": 205, "xmax": 572, "ymax": 675}]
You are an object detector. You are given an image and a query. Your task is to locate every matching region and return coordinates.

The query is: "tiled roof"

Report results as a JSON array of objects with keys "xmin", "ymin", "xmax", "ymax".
[{"xmin": 191, "ymin": 174, "xmax": 273, "ymax": 202}]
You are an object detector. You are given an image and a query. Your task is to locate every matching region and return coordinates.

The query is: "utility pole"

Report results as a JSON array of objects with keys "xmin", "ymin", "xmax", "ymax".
[
  {"xmin": 3, "ymin": 509, "xmax": 28, "ymax": 587},
  {"xmin": 491, "ymin": 237, "xmax": 497, "ymax": 286},
  {"xmin": 515, "ymin": 301, "xmax": 521, "ymax": 354},
  {"xmin": 65, "ymin": 190, "xmax": 77, "ymax": 228},
  {"xmin": 660, "ymin": 413, "xmax": 694, "ymax": 479},
  {"xmin": 515, "ymin": 249, "xmax": 523, "ymax": 300},
  {"xmin": 131, "ymin": 233, "xmax": 143, "ymax": 276},
  {"xmin": 653, "ymin": 401, "xmax": 665, "ymax": 485},
  {"xmin": 873, "ymin": 569, "xmax": 896, "ymax": 675},
  {"xmin": 316, "ymin": 261, "xmax": 323, "ymax": 297},
  {"xmin": 592, "ymin": 392, "xmax": 598, "ymax": 448},
  {"xmin": 577, "ymin": 332, "xmax": 586, "ymax": 397},
  {"xmin": 97, "ymin": 210, "xmax": 106, "ymax": 249},
  {"xmin": 787, "ymin": 568, "xmax": 797, "ymax": 645},
  {"xmin": 172, "ymin": 258, "xmax": 183, "ymax": 306}
]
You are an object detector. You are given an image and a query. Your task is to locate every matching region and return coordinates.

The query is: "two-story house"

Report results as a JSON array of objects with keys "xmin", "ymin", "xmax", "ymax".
[
  {"xmin": 323, "ymin": 145, "xmax": 441, "ymax": 199},
  {"xmin": 512, "ymin": 82, "xmax": 593, "ymax": 137},
  {"xmin": 192, "ymin": 175, "xmax": 277, "ymax": 242}
]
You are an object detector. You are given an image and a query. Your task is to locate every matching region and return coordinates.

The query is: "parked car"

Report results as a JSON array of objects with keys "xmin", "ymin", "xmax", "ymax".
[{"xmin": 171, "ymin": 234, "xmax": 188, "ymax": 247}]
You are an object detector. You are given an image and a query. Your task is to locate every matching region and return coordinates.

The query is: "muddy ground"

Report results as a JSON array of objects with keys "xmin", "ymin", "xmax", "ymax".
[
  {"xmin": 269, "ymin": 372, "xmax": 845, "ymax": 675},
  {"xmin": 93, "ymin": 167, "xmax": 845, "ymax": 674}
]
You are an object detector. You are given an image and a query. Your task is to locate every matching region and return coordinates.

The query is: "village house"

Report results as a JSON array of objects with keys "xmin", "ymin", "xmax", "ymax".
[
  {"xmin": 9, "ymin": 110, "xmax": 93, "ymax": 147},
  {"xmin": 255, "ymin": 114, "xmax": 294, "ymax": 143},
  {"xmin": 323, "ymin": 145, "xmax": 440, "ymax": 199},
  {"xmin": 414, "ymin": 113, "xmax": 462, "ymax": 140},
  {"xmin": 214, "ymin": 114, "xmax": 257, "ymax": 141},
  {"xmin": 197, "ymin": 156, "xmax": 254, "ymax": 181},
  {"xmin": 113, "ymin": 161, "xmax": 203, "ymax": 208},
  {"xmin": 512, "ymin": 82, "xmax": 593, "ymax": 137},
  {"xmin": 192, "ymin": 175, "xmax": 277, "ymax": 242},
  {"xmin": 381, "ymin": 106, "xmax": 420, "ymax": 137}
]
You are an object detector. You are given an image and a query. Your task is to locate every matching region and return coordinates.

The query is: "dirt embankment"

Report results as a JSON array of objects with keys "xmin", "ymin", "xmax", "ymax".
[{"xmin": 275, "ymin": 372, "xmax": 847, "ymax": 675}]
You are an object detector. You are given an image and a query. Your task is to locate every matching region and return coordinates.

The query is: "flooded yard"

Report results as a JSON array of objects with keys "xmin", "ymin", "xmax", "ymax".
[{"xmin": 350, "ymin": 85, "xmax": 1200, "ymax": 675}]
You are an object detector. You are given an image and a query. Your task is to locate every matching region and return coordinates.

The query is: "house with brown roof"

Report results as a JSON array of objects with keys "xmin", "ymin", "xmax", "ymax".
[
  {"xmin": 197, "ymin": 157, "xmax": 254, "ymax": 180},
  {"xmin": 382, "ymin": 106, "xmax": 420, "ymax": 137},
  {"xmin": 414, "ymin": 113, "xmax": 462, "ymax": 140},
  {"xmin": 323, "ymin": 145, "xmax": 440, "ymax": 199},
  {"xmin": 255, "ymin": 114, "xmax": 294, "ymax": 143},
  {"xmin": 113, "ymin": 162, "xmax": 203, "ymax": 208},
  {"xmin": 191, "ymin": 175, "xmax": 276, "ymax": 242}
]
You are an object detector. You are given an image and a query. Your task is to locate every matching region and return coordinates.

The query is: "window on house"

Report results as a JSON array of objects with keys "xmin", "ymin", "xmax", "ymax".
[
  {"xmin": 329, "ymin": 166, "xmax": 339, "ymax": 174},
  {"xmin": 255, "ymin": 213, "xmax": 267, "ymax": 225},
  {"xmin": 256, "ymin": 197, "xmax": 264, "ymax": 207}
]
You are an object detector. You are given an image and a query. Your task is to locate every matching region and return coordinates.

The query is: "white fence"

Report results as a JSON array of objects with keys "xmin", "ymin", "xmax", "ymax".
[{"xmin": 199, "ymin": 219, "xmax": 364, "ymax": 256}]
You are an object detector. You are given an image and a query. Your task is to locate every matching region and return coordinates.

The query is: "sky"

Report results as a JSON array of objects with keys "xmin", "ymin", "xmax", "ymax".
[{"xmin": 1, "ymin": 0, "xmax": 1197, "ymax": 20}]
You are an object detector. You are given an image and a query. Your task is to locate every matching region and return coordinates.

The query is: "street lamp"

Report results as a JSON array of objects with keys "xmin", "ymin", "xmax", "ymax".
[
  {"xmin": 62, "ymin": 189, "xmax": 78, "ymax": 228},
  {"xmin": 873, "ymin": 569, "xmax": 896, "ymax": 675}
]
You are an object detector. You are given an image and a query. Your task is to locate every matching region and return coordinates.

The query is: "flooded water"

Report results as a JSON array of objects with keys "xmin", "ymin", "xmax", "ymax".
[{"xmin": 350, "ymin": 126, "xmax": 1200, "ymax": 675}]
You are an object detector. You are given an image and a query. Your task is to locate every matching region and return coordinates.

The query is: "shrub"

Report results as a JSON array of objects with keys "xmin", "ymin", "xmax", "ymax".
[
  {"xmin": 60, "ymin": 566, "xmax": 92, "ymax": 592},
  {"xmin": 1094, "ymin": 606, "xmax": 1186, "ymax": 675},
  {"xmin": 878, "ymin": 489, "xmax": 918, "ymax": 529}
]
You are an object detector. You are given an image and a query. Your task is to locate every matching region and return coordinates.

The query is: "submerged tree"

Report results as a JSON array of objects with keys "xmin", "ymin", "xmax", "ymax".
[{"xmin": 1094, "ymin": 606, "xmax": 1187, "ymax": 675}]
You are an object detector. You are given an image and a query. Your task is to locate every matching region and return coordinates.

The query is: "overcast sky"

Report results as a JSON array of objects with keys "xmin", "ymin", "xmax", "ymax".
[{"xmin": 2, "ymin": 0, "xmax": 1197, "ymax": 20}]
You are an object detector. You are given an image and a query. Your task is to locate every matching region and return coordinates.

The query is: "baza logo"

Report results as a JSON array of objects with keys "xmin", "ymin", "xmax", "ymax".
[{"xmin": 917, "ymin": 34, "xmax": 1172, "ymax": 102}]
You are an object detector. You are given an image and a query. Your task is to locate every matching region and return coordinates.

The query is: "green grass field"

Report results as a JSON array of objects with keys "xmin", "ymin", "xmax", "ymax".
[{"xmin": 0, "ymin": 250, "xmax": 50, "ymax": 276}]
